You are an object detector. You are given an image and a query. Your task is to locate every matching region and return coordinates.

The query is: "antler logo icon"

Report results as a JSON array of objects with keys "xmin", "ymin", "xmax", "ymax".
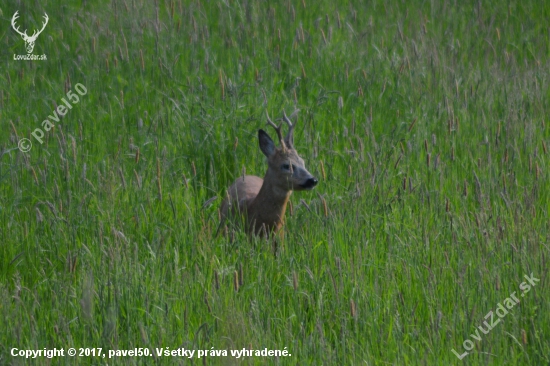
[{"xmin": 11, "ymin": 11, "xmax": 49, "ymax": 54}]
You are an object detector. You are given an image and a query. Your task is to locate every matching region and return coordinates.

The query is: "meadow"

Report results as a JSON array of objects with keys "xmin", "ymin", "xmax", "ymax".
[{"xmin": 0, "ymin": 0, "xmax": 549, "ymax": 364}]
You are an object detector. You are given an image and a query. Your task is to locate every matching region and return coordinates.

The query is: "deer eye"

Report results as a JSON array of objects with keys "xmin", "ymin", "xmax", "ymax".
[{"xmin": 282, "ymin": 163, "xmax": 290, "ymax": 171}]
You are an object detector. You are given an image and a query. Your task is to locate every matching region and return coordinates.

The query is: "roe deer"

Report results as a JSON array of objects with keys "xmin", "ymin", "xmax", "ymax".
[{"xmin": 220, "ymin": 111, "xmax": 318, "ymax": 237}]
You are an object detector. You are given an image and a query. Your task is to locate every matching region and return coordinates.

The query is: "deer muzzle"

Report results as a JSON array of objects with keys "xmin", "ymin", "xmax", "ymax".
[{"xmin": 301, "ymin": 177, "xmax": 318, "ymax": 189}]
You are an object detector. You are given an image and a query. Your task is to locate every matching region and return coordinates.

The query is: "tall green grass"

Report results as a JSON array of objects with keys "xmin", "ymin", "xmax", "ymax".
[{"xmin": 1, "ymin": 0, "xmax": 549, "ymax": 364}]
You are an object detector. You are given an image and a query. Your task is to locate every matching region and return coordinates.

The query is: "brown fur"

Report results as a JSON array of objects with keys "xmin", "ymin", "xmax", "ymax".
[{"xmin": 220, "ymin": 113, "xmax": 317, "ymax": 237}]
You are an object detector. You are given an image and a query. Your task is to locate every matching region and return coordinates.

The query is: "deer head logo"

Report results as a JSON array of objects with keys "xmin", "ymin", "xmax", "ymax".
[{"xmin": 11, "ymin": 11, "xmax": 49, "ymax": 54}]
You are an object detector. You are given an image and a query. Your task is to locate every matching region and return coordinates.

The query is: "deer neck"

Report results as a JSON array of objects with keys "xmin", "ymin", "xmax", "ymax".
[{"xmin": 251, "ymin": 169, "xmax": 292, "ymax": 226}]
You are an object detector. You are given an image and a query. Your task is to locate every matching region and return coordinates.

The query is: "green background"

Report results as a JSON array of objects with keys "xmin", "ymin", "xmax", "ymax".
[{"xmin": 0, "ymin": 0, "xmax": 549, "ymax": 364}]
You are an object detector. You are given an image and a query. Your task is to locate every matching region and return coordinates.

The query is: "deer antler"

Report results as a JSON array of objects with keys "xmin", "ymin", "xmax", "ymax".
[
  {"xmin": 11, "ymin": 11, "xmax": 28, "ymax": 38},
  {"xmin": 29, "ymin": 13, "xmax": 49, "ymax": 40},
  {"xmin": 282, "ymin": 110, "xmax": 297, "ymax": 149},
  {"xmin": 265, "ymin": 111, "xmax": 286, "ymax": 150},
  {"xmin": 11, "ymin": 12, "xmax": 48, "ymax": 40}
]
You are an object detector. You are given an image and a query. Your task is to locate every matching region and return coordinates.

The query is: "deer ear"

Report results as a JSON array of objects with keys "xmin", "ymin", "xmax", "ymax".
[{"xmin": 258, "ymin": 129, "xmax": 275, "ymax": 157}]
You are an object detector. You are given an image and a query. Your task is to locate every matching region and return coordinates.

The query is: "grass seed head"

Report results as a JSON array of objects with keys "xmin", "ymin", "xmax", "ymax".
[
  {"xmin": 350, "ymin": 299, "xmax": 357, "ymax": 318},
  {"xmin": 233, "ymin": 270, "xmax": 239, "ymax": 292},
  {"xmin": 320, "ymin": 160, "xmax": 326, "ymax": 180}
]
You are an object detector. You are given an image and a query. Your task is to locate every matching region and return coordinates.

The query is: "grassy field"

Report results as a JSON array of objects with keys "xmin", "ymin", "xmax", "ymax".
[{"xmin": 1, "ymin": 0, "xmax": 549, "ymax": 364}]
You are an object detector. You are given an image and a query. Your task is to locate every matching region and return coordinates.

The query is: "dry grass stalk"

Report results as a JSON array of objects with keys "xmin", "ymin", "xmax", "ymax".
[
  {"xmin": 139, "ymin": 323, "xmax": 148, "ymax": 344},
  {"xmin": 118, "ymin": 167, "xmax": 126, "ymax": 189},
  {"xmin": 204, "ymin": 293, "xmax": 212, "ymax": 313},
  {"xmin": 320, "ymin": 160, "xmax": 326, "ymax": 180},
  {"xmin": 219, "ymin": 69, "xmax": 225, "ymax": 100},
  {"xmin": 35, "ymin": 207, "xmax": 44, "ymax": 222},
  {"xmin": 350, "ymin": 299, "xmax": 357, "ymax": 318},
  {"xmin": 288, "ymin": 200, "xmax": 293, "ymax": 216},
  {"xmin": 133, "ymin": 169, "xmax": 142, "ymax": 189},
  {"xmin": 121, "ymin": 30, "xmax": 129, "ymax": 61},
  {"xmin": 182, "ymin": 172, "xmax": 188, "ymax": 189},
  {"xmin": 321, "ymin": 195, "xmax": 328, "ymax": 217},
  {"xmin": 66, "ymin": 252, "xmax": 78, "ymax": 273},
  {"xmin": 156, "ymin": 158, "xmax": 162, "ymax": 200},
  {"xmin": 394, "ymin": 154, "xmax": 402, "ymax": 170},
  {"xmin": 233, "ymin": 270, "xmax": 239, "ymax": 292},
  {"xmin": 31, "ymin": 167, "xmax": 39, "ymax": 185},
  {"xmin": 214, "ymin": 271, "xmax": 219, "ymax": 290}
]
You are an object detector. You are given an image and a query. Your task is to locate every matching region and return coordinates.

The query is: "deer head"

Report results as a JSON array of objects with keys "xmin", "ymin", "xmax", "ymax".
[
  {"xmin": 260, "ymin": 111, "xmax": 318, "ymax": 192},
  {"xmin": 11, "ymin": 11, "xmax": 49, "ymax": 54}
]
